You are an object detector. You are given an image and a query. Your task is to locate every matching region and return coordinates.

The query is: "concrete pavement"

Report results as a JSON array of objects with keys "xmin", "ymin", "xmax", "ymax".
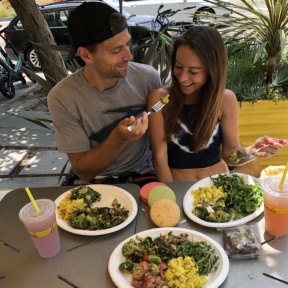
[{"xmin": 0, "ymin": 81, "xmax": 72, "ymax": 201}]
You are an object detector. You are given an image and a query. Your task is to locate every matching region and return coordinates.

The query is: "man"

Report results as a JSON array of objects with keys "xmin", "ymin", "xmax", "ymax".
[{"xmin": 48, "ymin": 1, "xmax": 161, "ymax": 186}]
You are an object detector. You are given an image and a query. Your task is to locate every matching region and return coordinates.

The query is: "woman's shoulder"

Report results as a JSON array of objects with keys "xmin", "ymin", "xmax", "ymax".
[
  {"xmin": 149, "ymin": 85, "xmax": 171, "ymax": 99},
  {"xmin": 223, "ymin": 89, "xmax": 237, "ymax": 104},
  {"xmin": 224, "ymin": 88, "xmax": 237, "ymax": 98},
  {"xmin": 221, "ymin": 89, "xmax": 238, "ymax": 117}
]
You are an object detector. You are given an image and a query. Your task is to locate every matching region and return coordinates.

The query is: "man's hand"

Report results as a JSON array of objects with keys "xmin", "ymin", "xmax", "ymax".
[{"xmin": 118, "ymin": 112, "xmax": 149, "ymax": 139}]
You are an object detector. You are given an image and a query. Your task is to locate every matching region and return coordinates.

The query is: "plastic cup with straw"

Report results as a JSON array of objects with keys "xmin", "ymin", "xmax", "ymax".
[
  {"xmin": 279, "ymin": 163, "xmax": 288, "ymax": 191},
  {"xmin": 262, "ymin": 163, "xmax": 288, "ymax": 236},
  {"xmin": 19, "ymin": 188, "xmax": 61, "ymax": 258},
  {"xmin": 25, "ymin": 187, "xmax": 40, "ymax": 212}
]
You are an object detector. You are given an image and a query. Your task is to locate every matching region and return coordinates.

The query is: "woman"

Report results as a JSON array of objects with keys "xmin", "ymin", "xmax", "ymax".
[{"xmin": 148, "ymin": 26, "xmax": 286, "ymax": 182}]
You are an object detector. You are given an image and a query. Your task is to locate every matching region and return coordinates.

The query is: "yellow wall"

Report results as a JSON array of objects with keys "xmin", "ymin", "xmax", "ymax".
[{"xmin": 238, "ymin": 100, "xmax": 288, "ymax": 168}]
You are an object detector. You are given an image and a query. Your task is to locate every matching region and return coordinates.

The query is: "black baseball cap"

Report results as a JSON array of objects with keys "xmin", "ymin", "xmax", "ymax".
[{"xmin": 67, "ymin": 1, "xmax": 127, "ymax": 60}]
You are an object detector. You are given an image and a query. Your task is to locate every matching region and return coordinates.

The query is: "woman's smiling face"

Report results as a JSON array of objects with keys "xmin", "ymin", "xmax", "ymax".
[{"xmin": 173, "ymin": 45, "xmax": 209, "ymax": 98}]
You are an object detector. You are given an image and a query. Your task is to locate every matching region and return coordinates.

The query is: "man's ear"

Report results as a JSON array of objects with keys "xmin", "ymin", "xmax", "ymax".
[{"xmin": 77, "ymin": 47, "xmax": 91, "ymax": 63}]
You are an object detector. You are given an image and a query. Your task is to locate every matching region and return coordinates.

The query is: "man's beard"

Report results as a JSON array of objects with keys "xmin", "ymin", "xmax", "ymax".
[{"xmin": 108, "ymin": 62, "xmax": 129, "ymax": 78}]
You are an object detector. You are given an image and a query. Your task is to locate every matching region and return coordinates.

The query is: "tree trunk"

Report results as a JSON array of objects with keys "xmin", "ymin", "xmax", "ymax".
[
  {"xmin": 266, "ymin": 55, "xmax": 276, "ymax": 84},
  {"xmin": 8, "ymin": 0, "xmax": 67, "ymax": 85}
]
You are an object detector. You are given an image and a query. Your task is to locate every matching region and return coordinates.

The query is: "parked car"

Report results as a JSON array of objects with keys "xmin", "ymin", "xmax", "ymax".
[
  {"xmin": 4, "ymin": 0, "xmax": 177, "ymax": 70},
  {"xmin": 105, "ymin": 0, "xmax": 232, "ymax": 24}
]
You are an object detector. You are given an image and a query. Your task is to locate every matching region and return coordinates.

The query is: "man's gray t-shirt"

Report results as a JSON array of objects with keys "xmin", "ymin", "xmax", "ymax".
[{"xmin": 48, "ymin": 62, "xmax": 161, "ymax": 176}]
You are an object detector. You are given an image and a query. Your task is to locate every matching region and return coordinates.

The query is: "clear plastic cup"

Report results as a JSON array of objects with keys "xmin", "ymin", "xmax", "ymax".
[
  {"xmin": 262, "ymin": 176, "xmax": 288, "ymax": 236},
  {"xmin": 19, "ymin": 199, "xmax": 61, "ymax": 258}
]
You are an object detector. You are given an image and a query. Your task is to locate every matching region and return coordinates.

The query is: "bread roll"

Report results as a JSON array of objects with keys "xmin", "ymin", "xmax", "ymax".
[{"xmin": 150, "ymin": 199, "xmax": 180, "ymax": 227}]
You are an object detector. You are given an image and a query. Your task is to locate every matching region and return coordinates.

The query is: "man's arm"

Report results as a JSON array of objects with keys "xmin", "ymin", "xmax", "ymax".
[{"xmin": 68, "ymin": 113, "xmax": 148, "ymax": 181}]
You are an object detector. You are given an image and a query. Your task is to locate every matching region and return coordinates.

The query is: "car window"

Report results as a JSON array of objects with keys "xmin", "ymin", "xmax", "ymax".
[
  {"xmin": 14, "ymin": 19, "xmax": 24, "ymax": 29},
  {"xmin": 59, "ymin": 10, "xmax": 69, "ymax": 25},
  {"xmin": 44, "ymin": 9, "xmax": 68, "ymax": 27},
  {"xmin": 13, "ymin": 8, "xmax": 71, "ymax": 29}
]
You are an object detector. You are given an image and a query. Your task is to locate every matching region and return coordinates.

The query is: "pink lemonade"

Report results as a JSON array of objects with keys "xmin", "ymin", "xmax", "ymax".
[
  {"xmin": 19, "ymin": 199, "xmax": 61, "ymax": 258},
  {"xmin": 263, "ymin": 177, "xmax": 288, "ymax": 236}
]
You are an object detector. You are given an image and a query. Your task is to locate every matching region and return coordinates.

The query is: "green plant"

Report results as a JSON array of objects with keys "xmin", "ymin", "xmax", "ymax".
[
  {"xmin": 134, "ymin": 32, "xmax": 173, "ymax": 84},
  {"xmin": 226, "ymin": 40, "xmax": 288, "ymax": 103},
  {"xmin": 0, "ymin": 4, "xmax": 14, "ymax": 17},
  {"xmin": 226, "ymin": 41, "xmax": 266, "ymax": 102},
  {"xmin": 206, "ymin": 0, "xmax": 288, "ymax": 84}
]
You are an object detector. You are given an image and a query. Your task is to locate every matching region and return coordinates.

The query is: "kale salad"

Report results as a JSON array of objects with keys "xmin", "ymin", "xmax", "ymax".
[
  {"xmin": 192, "ymin": 173, "xmax": 263, "ymax": 223},
  {"xmin": 57, "ymin": 185, "xmax": 129, "ymax": 230}
]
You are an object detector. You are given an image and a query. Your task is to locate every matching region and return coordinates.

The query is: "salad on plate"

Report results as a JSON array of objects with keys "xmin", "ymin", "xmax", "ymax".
[{"xmin": 183, "ymin": 173, "xmax": 264, "ymax": 228}]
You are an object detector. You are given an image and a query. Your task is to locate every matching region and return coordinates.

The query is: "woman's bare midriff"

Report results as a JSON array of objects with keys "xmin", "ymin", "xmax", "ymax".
[{"xmin": 170, "ymin": 159, "xmax": 229, "ymax": 181}]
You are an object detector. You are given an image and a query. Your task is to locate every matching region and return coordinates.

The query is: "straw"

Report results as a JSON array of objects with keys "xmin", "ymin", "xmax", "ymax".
[
  {"xmin": 25, "ymin": 187, "xmax": 40, "ymax": 212},
  {"xmin": 279, "ymin": 163, "xmax": 288, "ymax": 191}
]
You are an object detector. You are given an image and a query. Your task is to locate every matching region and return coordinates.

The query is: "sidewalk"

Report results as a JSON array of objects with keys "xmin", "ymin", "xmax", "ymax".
[{"xmin": 0, "ymin": 81, "xmax": 71, "ymax": 201}]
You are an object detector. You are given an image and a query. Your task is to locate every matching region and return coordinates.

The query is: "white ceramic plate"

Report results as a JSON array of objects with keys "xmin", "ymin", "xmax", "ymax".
[
  {"xmin": 108, "ymin": 227, "xmax": 229, "ymax": 288},
  {"xmin": 183, "ymin": 173, "xmax": 264, "ymax": 228},
  {"xmin": 54, "ymin": 184, "xmax": 138, "ymax": 236}
]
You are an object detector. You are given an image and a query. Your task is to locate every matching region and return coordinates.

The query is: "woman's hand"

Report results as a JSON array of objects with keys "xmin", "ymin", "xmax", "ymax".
[{"xmin": 251, "ymin": 136, "xmax": 287, "ymax": 158}]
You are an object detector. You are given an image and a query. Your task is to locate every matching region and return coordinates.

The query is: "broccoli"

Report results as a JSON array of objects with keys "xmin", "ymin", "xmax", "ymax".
[
  {"xmin": 149, "ymin": 262, "xmax": 159, "ymax": 275},
  {"xmin": 149, "ymin": 255, "xmax": 162, "ymax": 264},
  {"xmin": 70, "ymin": 185, "xmax": 101, "ymax": 207},
  {"xmin": 118, "ymin": 261, "xmax": 134, "ymax": 274},
  {"xmin": 206, "ymin": 210, "xmax": 231, "ymax": 223},
  {"xmin": 214, "ymin": 198, "xmax": 226, "ymax": 209},
  {"xmin": 68, "ymin": 203, "xmax": 129, "ymax": 231},
  {"xmin": 122, "ymin": 239, "xmax": 145, "ymax": 257},
  {"xmin": 69, "ymin": 212, "xmax": 89, "ymax": 230},
  {"xmin": 193, "ymin": 198, "xmax": 232, "ymax": 223},
  {"xmin": 228, "ymin": 150, "xmax": 243, "ymax": 164},
  {"xmin": 192, "ymin": 206, "xmax": 209, "ymax": 219},
  {"xmin": 86, "ymin": 214, "xmax": 99, "ymax": 230}
]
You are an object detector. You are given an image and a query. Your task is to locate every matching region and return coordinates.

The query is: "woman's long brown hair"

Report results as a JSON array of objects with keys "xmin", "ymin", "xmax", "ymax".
[{"xmin": 163, "ymin": 26, "xmax": 227, "ymax": 152}]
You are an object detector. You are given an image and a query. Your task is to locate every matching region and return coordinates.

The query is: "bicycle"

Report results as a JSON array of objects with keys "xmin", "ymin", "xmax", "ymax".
[
  {"xmin": 0, "ymin": 24, "xmax": 36, "ymax": 99},
  {"xmin": 132, "ymin": 5, "xmax": 195, "ymax": 83}
]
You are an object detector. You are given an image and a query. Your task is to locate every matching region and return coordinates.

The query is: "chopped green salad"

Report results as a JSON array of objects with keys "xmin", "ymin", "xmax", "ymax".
[
  {"xmin": 70, "ymin": 185, "xmax": 101, "ymax": 207},
  {"xmin": 119, "ymin": 231, "xmax": 219, "ymax": 275},
  {"xmin": 192, "ymin": 173, "xmax": 263, "ymax": 222},
  {"xmin": 58, "ymin": 185, "xmax": 129, "ymax": 230}
]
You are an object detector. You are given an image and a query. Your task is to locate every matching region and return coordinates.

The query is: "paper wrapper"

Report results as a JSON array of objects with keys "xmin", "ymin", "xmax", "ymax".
[{"xmin": 260, "ymin": 165, "xmax": 286, "ymax": 178}]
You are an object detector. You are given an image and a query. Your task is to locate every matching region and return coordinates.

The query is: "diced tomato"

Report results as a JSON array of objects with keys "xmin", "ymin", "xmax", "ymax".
[
  {"xmin": 143, "ymin": 253, "xmax": 151, "ymax": 263},
  {"xmin": 144, "ymin": 273, "xmax": 154, "ymax": 282},
  {"xmin": 132, "ymin": 278, "xmax": 144, "ymax": 288},
  {"xmin": 139, "ymin": 261, "xmax": 150, "ymax": 273},
  {"xmin": 158, "ymin": 262, "xmax": 168, "ymax": 270},
  {"xmin": 153, "ymin": 275, "xmax": 164, "ymax": 287}
]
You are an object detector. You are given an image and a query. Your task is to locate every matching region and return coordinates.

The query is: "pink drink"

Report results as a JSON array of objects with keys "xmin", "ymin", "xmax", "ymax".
[
  {"xmin": 262, "ymin": 177, "xmax": 288, "ymax": 236},
  {"xmin": 19, "ymin": 199, "xmax": 61, "ymax": 258}
]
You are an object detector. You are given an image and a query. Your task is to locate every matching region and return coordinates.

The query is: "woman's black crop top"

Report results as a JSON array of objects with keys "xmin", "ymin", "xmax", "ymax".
[{"xmin": 167, "ymin": 104, "xmax": 222, "ymax": 169}]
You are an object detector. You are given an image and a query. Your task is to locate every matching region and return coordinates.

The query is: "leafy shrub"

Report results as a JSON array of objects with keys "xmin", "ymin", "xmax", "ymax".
[{"xmin": 226, "ymin": 41, "xmax": 288, "ymax": 103}]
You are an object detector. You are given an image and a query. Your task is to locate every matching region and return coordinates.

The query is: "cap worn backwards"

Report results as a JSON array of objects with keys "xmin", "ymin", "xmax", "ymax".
[{"xmin": 67, "ymin": 1, "xmax": 127, "ymax": 60}]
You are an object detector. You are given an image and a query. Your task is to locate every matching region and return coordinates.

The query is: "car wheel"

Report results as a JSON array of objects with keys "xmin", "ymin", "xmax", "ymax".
[
  {"xmin": 193, "ymin": 8, "xmax": 216, "ymax": 25},
  {"xmin": 26, "ymin": 46, "xmax": 41, "ymax": 71},
  {"xmin": 0, "ymin": 76, "xmax": 15, "ymax": 99}
]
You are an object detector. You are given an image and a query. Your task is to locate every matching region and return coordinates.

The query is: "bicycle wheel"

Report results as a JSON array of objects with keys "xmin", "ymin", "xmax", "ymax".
[
  {"xmin": 133, "ymin": 43, "xmax": 152, "ymax": 63},
  {"xmin": 0, "ymin": 76, "xmax": 15, "ymax": 98},
  {"xmin": 133, "ymin": 42, "xmax": 171, "ymax": 83}
]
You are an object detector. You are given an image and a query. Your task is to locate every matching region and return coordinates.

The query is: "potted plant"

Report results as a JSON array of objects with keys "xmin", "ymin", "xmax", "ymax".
[
  {"xmin": 226, "ymin": 40, "xmax": 288, "ymax": 168},
  {"xmin": 205, "ymin": 0, "xmax": 288, "ymax": 168}
]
